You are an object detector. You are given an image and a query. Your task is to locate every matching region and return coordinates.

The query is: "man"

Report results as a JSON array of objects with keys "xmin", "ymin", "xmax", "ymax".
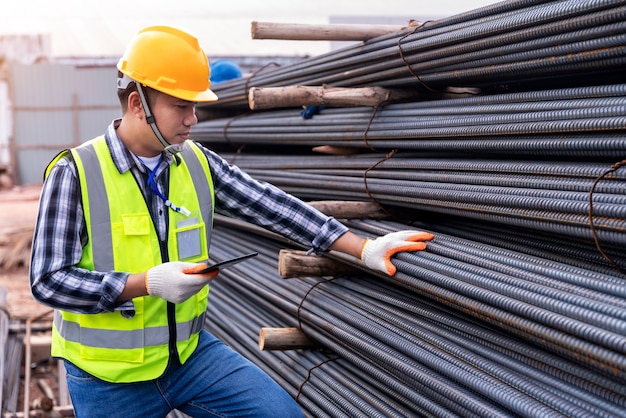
[{"xmin": 29, "ymin": 25, "xmax": 434, "ymax": 417}]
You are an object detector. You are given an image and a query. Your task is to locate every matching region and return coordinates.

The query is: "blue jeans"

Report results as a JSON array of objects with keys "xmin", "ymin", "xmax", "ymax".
[{"xmin": 63, "ymin": 330, "xmax": 304, "ymax": 418}]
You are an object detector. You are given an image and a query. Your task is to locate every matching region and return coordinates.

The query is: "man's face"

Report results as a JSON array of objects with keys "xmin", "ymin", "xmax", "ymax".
[{"xmin": 151, "ymin": 91, "xmax": 198, "ymax": 147}]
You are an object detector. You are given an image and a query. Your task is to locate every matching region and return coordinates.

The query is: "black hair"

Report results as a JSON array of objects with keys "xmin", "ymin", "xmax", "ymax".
[{"xmin": 117, "ymin": 71, "xmax": 158, "ymax": 112}]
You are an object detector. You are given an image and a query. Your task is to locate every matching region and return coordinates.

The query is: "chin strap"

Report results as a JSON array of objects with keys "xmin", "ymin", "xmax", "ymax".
[{"xmin": 135, "ymin": 83, "xmax": 180, "ymax": 156}]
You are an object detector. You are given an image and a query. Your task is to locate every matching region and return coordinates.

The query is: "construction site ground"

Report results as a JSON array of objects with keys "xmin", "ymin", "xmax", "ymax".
[
  {"xmin": 0, "ymin": 184, "xmax": 67, "ymax": 416},
  {"xmin": 0, "ymin": 184, "xmax": 45, "ymax": 318}
]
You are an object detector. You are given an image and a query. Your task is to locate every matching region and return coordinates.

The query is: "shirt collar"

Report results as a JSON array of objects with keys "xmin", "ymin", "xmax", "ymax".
[{"xmin": 105, "ymin": 119, "xmax": 175, "ymax": 175}]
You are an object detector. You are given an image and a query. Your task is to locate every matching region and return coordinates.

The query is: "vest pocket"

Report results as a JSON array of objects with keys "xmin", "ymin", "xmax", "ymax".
[
  {"xmin": 112, "ymin": 213, "xmax": 157, "ymax": 266},
  {"xmin": 121, "ymin": 213, "xmax": 151, "ymax": 235},
  {"xmin": 174, "ymin": 216, "xmax": 207, "ymax": 261}
]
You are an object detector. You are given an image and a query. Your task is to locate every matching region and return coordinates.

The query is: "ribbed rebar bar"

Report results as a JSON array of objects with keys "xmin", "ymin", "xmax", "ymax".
[
  {"xmin": 195, "ymin": 83, "xmax": 626, "ymax": 159},
  {"xmin": 202, "ymin": 222, "xmax": 626, "ymax": 417},
  {"xmin": 206, "ymin": 151, "xmax": 626, "ymax": 249},
  {"xmin": 193, "ymin": 2, "xmax": 626, "ymax": 416},
  {"xmin": 200, "ymin": 1, "xmax": 626, "ymax": 110}
]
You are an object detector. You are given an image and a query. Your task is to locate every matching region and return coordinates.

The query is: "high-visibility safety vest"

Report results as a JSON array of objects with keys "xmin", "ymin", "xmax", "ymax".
[{"xmin": 47, "ymin": 136, "xmax": 214, "ymax": 383}]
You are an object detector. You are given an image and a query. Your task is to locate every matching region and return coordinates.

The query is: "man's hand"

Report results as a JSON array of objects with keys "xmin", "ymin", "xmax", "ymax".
[
  {"xmin": 145, "ymin": 261, "xmax": 218, "ymax": 304},
  {"xmin": 361, "ymin": 230, "xmax": 434, "ymax": 276}
]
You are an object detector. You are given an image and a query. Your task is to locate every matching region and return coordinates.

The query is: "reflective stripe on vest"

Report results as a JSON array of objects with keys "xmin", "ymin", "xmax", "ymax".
[{"xmin": 53, "ymin": 310, "xmax": 206, "ymax": 349}]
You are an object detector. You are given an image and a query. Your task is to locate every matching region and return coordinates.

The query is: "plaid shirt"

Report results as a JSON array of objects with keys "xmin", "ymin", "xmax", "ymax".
[{"xmin": 30, "ymin": 119, "xmax": 347, "ymax": 314}]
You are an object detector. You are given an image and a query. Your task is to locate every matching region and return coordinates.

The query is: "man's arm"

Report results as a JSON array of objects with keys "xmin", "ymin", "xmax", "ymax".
[
  {"xmin": 329, "ymin": 230, "xmax": 367, "ymax": 259},
  {"xmin": 118, "ymin": 273, "xmax": 148, "ymax": 301},
  {"xmin": 200, "ymin": 145, "xmax": 434, "ymax": 277},
  {"xmin": 29, "ymin": 157, "xmax": 129, "ymax": 314}
]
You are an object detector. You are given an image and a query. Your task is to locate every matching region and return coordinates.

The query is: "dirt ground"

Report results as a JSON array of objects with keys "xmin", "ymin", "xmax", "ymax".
[
  {"xmin": 0, "ymin": 183, "xmax": 70, "ymax": 416},
  {"xmin": 0, "ymin": 183, "xmax": 47, "ymax": 320}
]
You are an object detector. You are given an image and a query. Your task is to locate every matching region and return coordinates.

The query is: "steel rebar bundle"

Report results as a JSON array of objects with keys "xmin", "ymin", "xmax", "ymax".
[
  {"xmin": 193, "ymin": 1, "xmax": 626, "ymax": 416},
  {"xmin": 195, "ymin": 83, "xmax": 626, "ymax": 158},
  {"xmin": 203, "ymin": 222, "xmax": 626, "ymax": 417},
  {"xmin": 199, "ymin": 0, "xmax": 626, "ymax": 110},
  {"xmin": 208, "ymin": 152, "xmax": 626, "ymax": 254}
]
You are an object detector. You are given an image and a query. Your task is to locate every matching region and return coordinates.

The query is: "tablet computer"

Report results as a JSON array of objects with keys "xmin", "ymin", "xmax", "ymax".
[{"xmin": 189, "ymin": 252, "xmax": 259, "ymax": 274}]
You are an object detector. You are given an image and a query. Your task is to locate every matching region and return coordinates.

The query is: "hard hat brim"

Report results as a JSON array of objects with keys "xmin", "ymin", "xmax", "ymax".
[{"xmin": 162, "ymin": 87, "xmax": 218, "ymax": 103}]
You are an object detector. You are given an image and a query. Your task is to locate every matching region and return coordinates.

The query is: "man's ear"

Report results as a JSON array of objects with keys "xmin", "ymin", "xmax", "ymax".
[{"xmin": 128, "ymin": 91, "xmax": 144, "ymax": 119}]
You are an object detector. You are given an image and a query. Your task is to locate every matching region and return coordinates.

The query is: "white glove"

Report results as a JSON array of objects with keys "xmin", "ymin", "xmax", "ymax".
[
  {"xmin": 361, "ymin": 230, "xmax": 434, "ymax": 276},
  {"xmin": 145, "ymin": 261, "xmax": 218, "ymax": 304}
]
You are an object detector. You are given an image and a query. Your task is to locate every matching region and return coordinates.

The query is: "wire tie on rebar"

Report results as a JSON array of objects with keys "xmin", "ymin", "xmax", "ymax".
[
  {"xmin": 588, "ymin": 158, "xmax": 626, "ymax": 274},
  {"xmin": 296, "ymin": 277, "xmax": 336, "ymax": 332},
  {"xmin": 363, "ymin": 150, "xmax": 397, "ymax": 218},
  {"xmin": 243, "ymin": 61, "xmax": 281, "ymax": 98},
  {"xmin": 221, "ymin": 113, "xmax": 248, "ymax": 164},
  {"xmin": 397, "ymin": 21, "xmax": 440, "ymax": 94},
  {"xmin": 362, "ymin": 103, "xmax": 382, "ymax": 152},
  {"xmin": 295, "ymin": 356, "xmax": 340, "ymax": 402},
  {"xmin": 222, "ymin": 112, "xmax": 249, "ymax": 146},
  {"xmin": 226, "ymin": 145, "xmax": 247, "ymax": 166},
  {"xmin": 224, "ymin": 62, "xmax": 281, "ymax": 155}
]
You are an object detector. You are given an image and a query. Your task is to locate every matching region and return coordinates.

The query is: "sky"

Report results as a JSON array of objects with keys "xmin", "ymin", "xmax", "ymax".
[{"xmin": 1, "ymin": 0, "xmax": 501, "ymax": 57}]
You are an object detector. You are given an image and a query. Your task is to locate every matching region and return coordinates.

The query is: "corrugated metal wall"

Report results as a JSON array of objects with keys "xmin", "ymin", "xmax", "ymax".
[{"xmin": 9, "ymin": 62, "xmax": 120, "ymax": 185}]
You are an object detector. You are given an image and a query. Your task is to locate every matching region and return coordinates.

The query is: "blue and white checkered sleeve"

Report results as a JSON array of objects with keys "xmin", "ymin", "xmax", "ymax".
[{"xmin": 204, "ymin": 149, "xmax": 348, "ymax": 254}]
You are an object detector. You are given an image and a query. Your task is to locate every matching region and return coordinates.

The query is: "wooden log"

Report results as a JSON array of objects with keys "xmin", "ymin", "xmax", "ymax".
[
  {"xmin": 1, "ymin": 405, "xmax": 75, "ymax": 418},
  {"xmin": 251, "ymin": 21, "xmax": 414, "ymax": 41},
  {"xmin": 248, "ymin": 85, "xmax": 419, "ymax": 110},
  {"xmin": 308, "ymin": 200, "xmax": 389, "ymax": 219},
  {"xmin": 278, "ymin": 249, "xmax": 361, "ymax": 279},
  {"xmin": 259, "ymin": 327, "xmax": 315, "ymax": 351},
  {"xmin": 311, "ymin": 145, "xmax": 362, "ymax": 156},
  {"xmin": 0, "ymin": 226, "xmax": 34, "ymax": 270}
]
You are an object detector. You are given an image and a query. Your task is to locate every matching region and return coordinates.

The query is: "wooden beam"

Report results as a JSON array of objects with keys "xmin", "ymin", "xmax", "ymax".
[
  {"xmin": 278, "ymin": 249, "xmax": 361, "ymax": 279},
  {"xmin": 259, "ymin": 327, "xmax": 315, "ymax": 350},
  {"xmin": 251, "ymin": 21, "xmax": 416, "ymax": 41},
  {"xmin": 1, "ymin": 405, "xmax": 75, "ymax": 417},
  {"xmin": 311, "ymin": 145, "xmax": 362, "ymax": 156},
  {"xmin": 308, "ymin": 200, "xmax": 389, "ymax": 219},
  {"xmin": 248, "ymin": 85, "xmax": 418, "ymax": 110}
]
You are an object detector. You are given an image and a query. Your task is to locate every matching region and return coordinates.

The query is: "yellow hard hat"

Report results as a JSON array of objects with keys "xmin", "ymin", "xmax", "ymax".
[{"xmin": 117, "ymin": 25, "xmax": 218, "ymax": 102}]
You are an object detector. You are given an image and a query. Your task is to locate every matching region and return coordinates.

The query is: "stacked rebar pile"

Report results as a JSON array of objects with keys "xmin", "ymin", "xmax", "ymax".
[
  {"xmin": 195, "ymin": 83, "xmax": 626, "ymax": 158},
  {"xmin": 200, "ymin": 0, "xmax": 626, "ymax": 110},
  {"xmin": 196, "ymin": 82, "xmax": 626, "ymax": 253},
  {"xmin": 211, "ymin": 148, "xmax": 626, "ymax": 255},
  {"xmin": 195, "ymin": 0, "xmax": 626, "ymax": 416},
  {"xmin": 205, "ymin": 225, "xmax": 626, "ymax": 417}
]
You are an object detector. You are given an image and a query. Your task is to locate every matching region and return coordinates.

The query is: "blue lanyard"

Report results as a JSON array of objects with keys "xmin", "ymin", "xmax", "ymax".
[{"xmin": 145, "ymin": 155, "xmax": 191, "ymax": 217}]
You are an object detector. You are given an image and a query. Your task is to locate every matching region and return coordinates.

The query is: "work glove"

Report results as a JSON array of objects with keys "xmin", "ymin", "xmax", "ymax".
[
  {"xmin": 361, "ymin": 230, "xmax": 434, "ymax": 276},
  {"xmin": 145, "ymin": 261, "xmax": 219, "ymax": 304}
]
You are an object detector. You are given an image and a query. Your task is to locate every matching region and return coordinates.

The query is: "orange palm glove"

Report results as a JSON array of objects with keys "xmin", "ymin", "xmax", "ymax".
[{"xmin": 360, "ymin": 230, "xmax": 434, "ymax": 276}]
